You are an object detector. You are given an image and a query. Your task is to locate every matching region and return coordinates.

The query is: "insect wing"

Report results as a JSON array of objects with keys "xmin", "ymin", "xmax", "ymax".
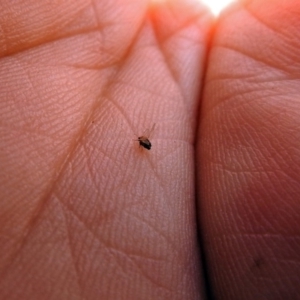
[{"xmin": 142, "ymin": 123, "xmax": 156, "ymax": 139}]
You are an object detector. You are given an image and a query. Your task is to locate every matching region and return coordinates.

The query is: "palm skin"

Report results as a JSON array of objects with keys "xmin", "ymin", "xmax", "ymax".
[{"xmin": 0, "ymin": 0, "xmax": 300, "ymax": 299}]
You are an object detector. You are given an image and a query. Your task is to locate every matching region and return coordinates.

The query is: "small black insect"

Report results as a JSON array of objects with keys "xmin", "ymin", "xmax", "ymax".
[
  {"xmin": 137, "ymin": 135, "xmax": 152, "ymax": 150},
  {"xmin": 134, "ymin": 124, "xmax": 155, "ymax": 150}
]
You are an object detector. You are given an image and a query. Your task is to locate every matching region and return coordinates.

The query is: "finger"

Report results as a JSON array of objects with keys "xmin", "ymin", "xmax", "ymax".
[
  {"xmin": 0, "ymin": 0, "xmax": 212, "ymax": 299},
  {"xmin": 0, "ymin": 0, "xmax": 149, "ymax": 294},
  {"xmin": 197, "ymin": 0, "xmax": 300, "ymax": 299}
]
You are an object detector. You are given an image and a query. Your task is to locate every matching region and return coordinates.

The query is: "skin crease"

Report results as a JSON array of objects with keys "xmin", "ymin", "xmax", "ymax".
[{"xmin": 0, "ymin": 0, "xmax": 299, "ymax": 300}]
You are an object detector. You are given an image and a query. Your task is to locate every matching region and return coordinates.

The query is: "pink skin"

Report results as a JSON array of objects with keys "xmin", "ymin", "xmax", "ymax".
[{"xmin": 0, "ymin": 0, "xmax": 300, "ymax": 299}]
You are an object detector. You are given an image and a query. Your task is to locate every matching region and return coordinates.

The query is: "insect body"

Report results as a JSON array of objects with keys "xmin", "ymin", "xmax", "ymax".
[
  {"xmin": 137, "ymin": 136, "xmax": 152, "ymax": 150},
  {"xmin": 134, "ymin": 123, "xmax": 155, "ymax": 151}
]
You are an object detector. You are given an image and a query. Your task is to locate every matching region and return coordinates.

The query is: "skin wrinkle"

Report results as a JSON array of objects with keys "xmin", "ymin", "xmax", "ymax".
[
  {"xmin": 128, "ymin": 212, "xmax": 178, "ymax": 253},
  {"xmin": 91, "ymin": 0, "xmax": 102, "ymax": 30},
  {"xmin": 241, "ymin": 165, "xmax": 292, "ymax": 198},
  {"xmin": 53, "ymin": 194, "xmax": 120, "ymax": 252},
  {"xmin": 201, "ymin": 81, "xmax": 290, "ymax": 119},
  {"xmin": 220, "ymin": 165, "xmax": 300, "ymax": 197},
  {"xmin": 150, "ymin": 5, "xmax": 209, "ymax": 107},
  {"xmin": 150, "ymin": 12, "xmax": 205, "ymax": 116},
  {"xmin": 154, "ymin": 137, "xmax": 191, "ymax": 145},
  {"xmin": 143, "ymin": 153, "xmax": 169, "ymax": 197},
  {"xmin": 0, "ymin": 65, "xmax": 115, "ymax": 282},
  {"xmin": 151, "ymin": 6, "xmax": 205, "ymax": 48},
  {"xmin": 101, "ymin": 94, "xmax": 134, "ymax": 133},
  {"xmin": 216, "ymin": 44, "xmax": 289, "ymax": 75},
  {"xmin": 218, "ymin": 10, "xmax": 300, "ymax": 75},
  {"xmin": 154, "ymin": 11, "xmax": 209, "ymax": 44},
  {"xmin": 58, "ymin": 188, "xmax": 175, "ymax": 297},
  {"xmin": 204, "ymin": 95, "xmax": 300, "ymax": 166},
  {"xmin": 247, "ymin": 191, "xmax": 293, "ymax": 231},
  {"xmin": 0, "ymin": 22, "xmax": 8, "ymax": 54},
  {"xmin": 243, "ymin": 117, "xmax": 300, "ymax": 176},
  {"xmin": 206, "ymin": 72, "xmax": 257, "ymax": 83},
  {"xmin": 124, "ymin": 251, "xmax": 166, "ymax": 263},
  {"xmin": 81, "ymin": 145, "xmax": 103, "ymax": 194},
  {"xmin": 65, "ymin": 157, "xmax": 118, "ymax": 223},
  {"xmin": 0, "ymin": 3, "xmax": 148, "ymax": 67},
  {"xmin": 21, "ymin": 29, "xmax": 109, "ymax": 68},
  {"xmin": 110, "ymin": 247, "xmax": 174, "ymax": 294},
  {"xmin": 154, "ymin": 143, "xmax": 183, "ymax": 164},
  {"xmin": 0, "ymin": 1, "xmax": 94, "ymax": 58},
  {"xmin": 99, "ymin": 5, "xmax": 151, "ymax": 68},
  {"xmin": 112, "ymin": 77, "xmax": 174, "ymax": 101},
  {"xmin": 233, "ymin": 233, "xmax": 300, "ymax": 241},
  {"xmin": 219, "ymin": 88, "xmax": 262, "ymax": 113},
  {"xmin": 0, "ymin": 63, "xmax": 100, "ymax": 138},
  {"xmin": 223, "ymin": 175, "xmax": 298, "ymax": 233},
  {"xmin": 104, "ymin": 249, "xmax": 130, "ymax": 277},
  {"xmin": 60, "ymin": 200, "xmax": 86, "ymax": 300},
  {"xmin": 244, "ymin": 5, "xmax": 282, "ymax": 37},
  {"xmin": 244, "ymin": 1, "xmax": 300, "ymax": 42},
  {"xmin": 54, "ymin": 195, "xmax": 152, "ymax": 297},
  {"xmin": 0, "ymin": 124, "xmax": 59, "ymax": 146},
  {"xmin": 108, "ymin": 247, "xmax": 164, "ymax": 296},
  {"xmin": 210, "ymin": 176, "xmax": 280, "ymax": 233},
  {"xmin": 151, "ymin": 30, "xmax": 188, "ymax": 115},
  {"xmin": 13, "ymin": 57, "xmax": 45, "ymax": 106},
  {"xmin": 128, "ymin": 160, "xmax": 171, "ymax": 216},
  {"xmin": 0, "ymin": 214, "xmax": 65, "ymax": 283},
  {"xmin": 205, "ymin": 67, "xmax": 300, "ymax": 89},
  {"xmin": 215, "ymin": 236, "xmax": 300, "ymax": 274},
  {"xmin": 209, "ymin": 73, "xmax": 300, "ymax": 84},
  {"xmin": 265, "ymin": 153, "xmax": 299, "ymax": 185}
]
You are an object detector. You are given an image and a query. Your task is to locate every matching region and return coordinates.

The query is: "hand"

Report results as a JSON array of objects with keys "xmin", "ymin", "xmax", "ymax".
[{"xmin": 1, "ymin": 0, "xmax": 299, "ymax": 299}]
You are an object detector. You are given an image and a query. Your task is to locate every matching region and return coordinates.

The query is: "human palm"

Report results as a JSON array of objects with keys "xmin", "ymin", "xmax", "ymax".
[{"xmin": 1, "ymin": 0, "xmax": 300, "ymax": 299}]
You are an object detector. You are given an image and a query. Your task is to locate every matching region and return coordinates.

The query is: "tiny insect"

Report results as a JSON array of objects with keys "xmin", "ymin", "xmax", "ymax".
[{"xmin": 134, "ymin": 123, "xmax": 156, "ymax": 150}]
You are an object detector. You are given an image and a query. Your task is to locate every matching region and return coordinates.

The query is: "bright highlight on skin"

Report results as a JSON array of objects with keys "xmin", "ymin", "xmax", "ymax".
[{"xmin": 200, "ymin": 0, "xmax": 235, "ymax": 15}]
